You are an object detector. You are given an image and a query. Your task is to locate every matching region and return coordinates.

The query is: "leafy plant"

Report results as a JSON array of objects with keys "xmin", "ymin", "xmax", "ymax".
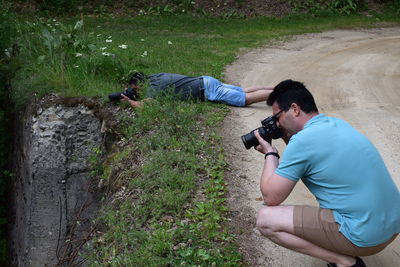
[
  {"xmin": 291, "ymin": 0, "xmax": 363, "ymax": 15},
  {"xmin": 38, "ymin": 19, "xmax": 95, "ymax": 63}
]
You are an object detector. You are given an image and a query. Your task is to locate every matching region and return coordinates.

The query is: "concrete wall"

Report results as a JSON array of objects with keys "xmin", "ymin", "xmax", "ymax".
[{"xmin": 9, "ymin": 98, "xmax": 106, "ymax": 266}]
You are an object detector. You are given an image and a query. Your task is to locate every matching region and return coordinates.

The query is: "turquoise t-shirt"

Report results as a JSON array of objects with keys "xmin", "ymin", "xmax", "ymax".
[{"xmin": 276, "ymin": 114, "xmax": 400, "ymax": 247}]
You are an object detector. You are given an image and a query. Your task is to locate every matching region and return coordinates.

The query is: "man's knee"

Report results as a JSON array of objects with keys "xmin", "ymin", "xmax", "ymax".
[
  {"xmin": 256, "ymin": 205, "xmax": 294, "ymax": 234},
  {"xmin": 256, "ymin": 206, "xmax": 274, "ymax": 237}
]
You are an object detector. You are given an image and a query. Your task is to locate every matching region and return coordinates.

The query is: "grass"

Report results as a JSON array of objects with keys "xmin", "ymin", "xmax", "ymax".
[
  {"xmin": 12, "ymin": 12, "xmax": 400, "ymax": 107},
  {"xmin": 7, "ymin": 9, "xmax": 400, "ymax": 266},
  {"xmin": 87, "ymin": 97, "xmax": 238, "ymax": 266}
]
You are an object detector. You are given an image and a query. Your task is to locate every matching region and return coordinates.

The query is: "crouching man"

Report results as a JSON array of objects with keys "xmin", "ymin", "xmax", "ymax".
[{"xmin": 253, "ymin": 80, "xmax": 400, "ymax": 267}]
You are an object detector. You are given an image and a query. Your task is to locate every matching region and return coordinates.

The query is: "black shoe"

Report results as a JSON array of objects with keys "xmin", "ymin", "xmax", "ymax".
[
  {"xmin": 327, "ymin": 256, "xmax": 366, "ymax": 267},
  {"xmin": 352, "ymin": 257, "xmax": 366, "ymax": 267}
]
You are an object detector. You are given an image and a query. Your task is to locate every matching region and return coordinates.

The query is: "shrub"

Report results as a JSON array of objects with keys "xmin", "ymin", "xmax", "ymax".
[
  {"xmin": 0, "ymin": 0, "xmax": 18, "ymax": 262},
  {"xmin": 291, "ymin": 0, "xmax": 364, "ymax": 15}
]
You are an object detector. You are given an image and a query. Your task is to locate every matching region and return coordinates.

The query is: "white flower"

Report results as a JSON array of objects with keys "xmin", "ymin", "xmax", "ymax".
[
  {"xmin": 140, "ymin": 39, "xmax": 145, "ymax": 42},
  {"xmin": 106, "ymin": 39, "xmax": 112, "ymax": 43},
  {"xmin": 100, "ymin": 47, "xmax": 107, "ymax": 51},
  {"xmin": 73, "ymin": 65, "xmax": 79, "ymax": 68},
  {"xmin": 118, "ymin": 44, "xmax": 128, "ymax": 49},
  {"xmin": 75, "ymin": 53, "xmax": 83, "ymax": 57},
  {"xmin": 141, "ymin": 51, "xmax": 148, "ymax": 57},
  {"xmin": 168, "ymin": 41, "xmax": 173, "ymax": 45},
  {"xmin": 102, "ymin": 52, "xmax": 111, "ymax": 56}
]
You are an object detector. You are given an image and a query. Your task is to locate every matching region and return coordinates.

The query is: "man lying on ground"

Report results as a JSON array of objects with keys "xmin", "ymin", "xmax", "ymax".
[{"xmin": 109, "ymin": 72, "xmax": 273, "ymax": 108}]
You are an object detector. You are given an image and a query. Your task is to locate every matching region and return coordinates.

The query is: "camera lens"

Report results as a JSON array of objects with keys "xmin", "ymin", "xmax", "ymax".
[
  {"xmin": 241, "ymin": 128, "xmax": 261, "ymax": 149},
  {"xmin": 241, "ymin": 132, "xmax": 255, "ymax": 150},
  {"xmin": 241, "ymin": 127, "xmax": 273, "ymax": 149},
  {"xmin": 241, "ymin": 115, "xmax": 283, "ymax": 150},
  {"xmin": 108, "ymin": 92, "xmax": 123, "ymax": 101}
]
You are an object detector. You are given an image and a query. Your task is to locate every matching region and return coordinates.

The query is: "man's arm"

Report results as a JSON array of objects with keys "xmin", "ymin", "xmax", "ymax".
[
  {"xmin": 243, "ymin": 86, "xmax": 274, "ymax": 106},
  {"xmin": 243, "ymin": 86, "xmax": 273, "ymax": 93},
  {"xmin": 254, "ymin": 131, "xmax": 296, "ymax": 206},
  {"xmin": 259, "ymin": 156, "xmax": 296, "ymax": 206}
]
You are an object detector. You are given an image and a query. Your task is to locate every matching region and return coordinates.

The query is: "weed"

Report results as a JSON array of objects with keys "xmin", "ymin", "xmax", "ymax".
[{"xmin": 88, "ymin": 146, "xmax": 103, "ymax": 177}]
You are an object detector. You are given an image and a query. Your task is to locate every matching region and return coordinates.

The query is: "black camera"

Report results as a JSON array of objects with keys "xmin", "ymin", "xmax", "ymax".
[
  {"xmin": 108, "ymin": 87, "xmax": 137, "ymax": 101},
  {"xmin": 241, "ymin": 115, "xmax": 284, "ymax": 149}
]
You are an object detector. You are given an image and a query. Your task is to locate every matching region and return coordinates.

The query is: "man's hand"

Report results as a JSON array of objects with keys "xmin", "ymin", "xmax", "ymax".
[
  {"xmin": 120, "ymin": 93, "xmax": 132, "ymax": 102},
  {"xmin": 254, "ymin": 130, "xmax": 278, "ymax": 154},
  {"xmin": 120, "ymin": 94, "xmax": 143, "ymax": 108}
]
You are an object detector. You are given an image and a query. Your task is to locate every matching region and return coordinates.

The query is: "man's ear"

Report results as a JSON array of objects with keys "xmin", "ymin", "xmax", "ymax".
[{"xmin": 291, "ymin": 103, "xmax": 301, "ymax": 116}]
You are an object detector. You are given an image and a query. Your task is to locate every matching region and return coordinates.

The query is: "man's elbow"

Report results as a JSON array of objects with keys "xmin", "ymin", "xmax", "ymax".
[
  {"xmin": 262, "ymin": 198, "xmax": 281, "ymax": 206},
  {"xmin": 261, "ymin": 193, "xmax": 282, "ymax": 206}
]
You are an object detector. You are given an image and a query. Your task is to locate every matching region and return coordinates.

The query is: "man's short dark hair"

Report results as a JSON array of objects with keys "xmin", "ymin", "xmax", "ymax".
[
  {"xmin": 129, "ymin": 72, "xmax": 145, "ymax": 86},
  {"xmin": 267, "ymin": 79, "xmax": 318, "ymax": 113}
]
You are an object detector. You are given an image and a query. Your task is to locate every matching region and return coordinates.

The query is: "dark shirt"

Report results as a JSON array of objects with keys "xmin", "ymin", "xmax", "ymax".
[{"xmin": 145, "ymin": 73, "xmax": 204, "ymax": 100}]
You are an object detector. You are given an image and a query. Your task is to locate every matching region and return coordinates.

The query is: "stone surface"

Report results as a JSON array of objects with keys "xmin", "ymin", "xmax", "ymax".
[{"xmin": 9, "ymin": 98, "xmax": 106, "ymax": 266}]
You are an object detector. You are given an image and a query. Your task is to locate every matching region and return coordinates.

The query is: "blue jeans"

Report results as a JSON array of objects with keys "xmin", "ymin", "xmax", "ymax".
[{"xmin": 202, "ymin": 76, "xmax": 246, "ymax": 107}]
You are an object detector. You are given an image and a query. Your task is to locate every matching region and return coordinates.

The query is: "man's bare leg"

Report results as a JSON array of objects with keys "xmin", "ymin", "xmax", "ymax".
[{"xmin": 256, "ymin": 205, "xmax": 357, "ymax": 267}]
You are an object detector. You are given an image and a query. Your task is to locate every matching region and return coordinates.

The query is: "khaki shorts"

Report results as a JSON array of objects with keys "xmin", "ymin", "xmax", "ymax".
[{"xmin": 293, "ymin": 206, "xmax": 397, "ymax": 256}]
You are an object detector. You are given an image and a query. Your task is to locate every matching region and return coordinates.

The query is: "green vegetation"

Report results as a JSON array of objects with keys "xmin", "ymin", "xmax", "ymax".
[
  {"xmin": 87, "ymin": 98, "xmax": 240, "ymax": 266},
  {"xmin": 12, "ymin": 11, "xmax": 400, "ymax": 107},
  {"xmin": 290, "ymin": 0, "xmax": 362, "ymax": 15},
  {"xmin": 2, "ymin": 0, "xmax": 399, "ymax": 264},
  {"xmin": 10, "ymin": 0, "xmax": 400, "ymax": 17},
  {"xmin": 0, "ymin": 1, "xmax": 17, "ymax": 263}
]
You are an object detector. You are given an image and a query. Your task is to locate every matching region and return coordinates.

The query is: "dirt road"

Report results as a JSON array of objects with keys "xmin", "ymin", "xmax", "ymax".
[{"xmin": 223, "ymin": 27, "xmax": 400, "ymax": 266}]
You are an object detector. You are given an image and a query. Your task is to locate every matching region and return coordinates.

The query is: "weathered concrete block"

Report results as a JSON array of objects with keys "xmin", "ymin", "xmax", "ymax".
[{"xmin": 9, "ymin": 97, "xmax": 110, "ymax": 267}]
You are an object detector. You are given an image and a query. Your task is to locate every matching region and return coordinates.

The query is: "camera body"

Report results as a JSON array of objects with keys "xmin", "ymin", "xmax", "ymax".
[
  {"xmin": 241, "ymin": 115, "xmax": 283, "ymax": 149},
  {"xmin": 108, "ymin": 87, "xmax": 137, "ymax": 101}
]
